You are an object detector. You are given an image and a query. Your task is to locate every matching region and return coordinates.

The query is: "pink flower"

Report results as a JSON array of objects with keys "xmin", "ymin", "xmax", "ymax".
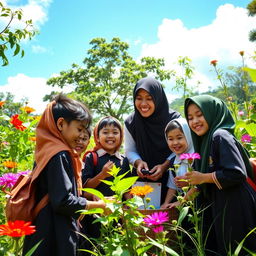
[
  {"xmin": 241, "ymin": 134, "xmax": 252, "ymax": 143},
  {"xmin": 0, "ymin": 170, "xmax": 31, "ymax": 188},
  {"xmin": 0, "ymin": 173, "xmax": 18, "ymax": 188},
  {"xmin": 238, "ymin": 110, "xmax": 244, "ymax": 116},
  {"xmin": 152, "ymin": 225, "xmax": 164, "ymax": 233},
  {"xmin": 180, "ymin": 153, "xmax": 201, "ymax": 161},
  {"xmin": 143, "ymin": 211, "xmax": 169, "ymax": 227}
]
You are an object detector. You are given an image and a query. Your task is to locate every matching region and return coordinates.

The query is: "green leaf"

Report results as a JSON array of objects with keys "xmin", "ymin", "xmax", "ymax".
[
  {"xmin": 78, "ymin": 208, "xmax": 104, "ymax": 215},
  {"xmin": 177, "ymin": 206, "xmax": 189, "ymax": 225},
  {"xmin": 25, "ymin": 240, "xmax": 43, "ymax": 256},
  {"xmin": 243, "ymin": 67, "xmax": 256, "ymax": 82},
  {"xmin": 245, "ymin": 123, "xmax": 256, "ymax": 137},
  {"xmin": 81, "ymin": 188, "xmax": 105, "ymax": 200},
  {"xmin": 148, "ymin": 237, "xmax": 179, "ymax": 256},
  {"xmin": 13, "ymin": 44, "xmax": 20, "ymax": 56},
  {"xmin": 114, "ymin": 176, "xmax": 138, "ymax": 193}
]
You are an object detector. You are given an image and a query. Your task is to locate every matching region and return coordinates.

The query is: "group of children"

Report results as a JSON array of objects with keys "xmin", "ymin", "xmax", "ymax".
[{"xmin": 22, "ymin": 92, "xmax": 256, "ymax": 256}]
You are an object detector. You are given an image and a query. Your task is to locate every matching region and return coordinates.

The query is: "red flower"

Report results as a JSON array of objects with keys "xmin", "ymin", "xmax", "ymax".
[
  {"xmin": 0, "ymin": 101, "xmax": 5, "ymax": 108},
  {"xmin": 0, "ymin": 221, "xmax": 36, "ymax": 237},
  {"xmin": 210, "ymin": 60, "xmax": 218, "ymax": 66},
  {"xmin": 10, "ymin": 114, "xmax": 26, "ymax": 131}
]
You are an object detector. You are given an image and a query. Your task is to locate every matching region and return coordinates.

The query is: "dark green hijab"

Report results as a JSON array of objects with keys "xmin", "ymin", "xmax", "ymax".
[{"xmin": 184, "ymin": 95, "xmax": 253, "ymax": 179}]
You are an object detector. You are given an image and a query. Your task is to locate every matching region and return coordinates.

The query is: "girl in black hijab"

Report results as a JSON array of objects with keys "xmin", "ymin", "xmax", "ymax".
[{"xmin": 124, "ymin": 77, "xmax": 180, "ymax": 203}]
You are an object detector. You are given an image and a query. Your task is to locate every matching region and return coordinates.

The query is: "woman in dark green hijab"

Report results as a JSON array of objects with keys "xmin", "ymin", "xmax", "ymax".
[{"xmin": 183, "ymin": 95, "xmax": 256, "ymax": 255}]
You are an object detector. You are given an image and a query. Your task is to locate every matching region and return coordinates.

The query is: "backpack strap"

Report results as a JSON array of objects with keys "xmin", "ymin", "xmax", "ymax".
[{"xmin": 83, "ymin": 151, "xmax": 98, "ymax": 167}]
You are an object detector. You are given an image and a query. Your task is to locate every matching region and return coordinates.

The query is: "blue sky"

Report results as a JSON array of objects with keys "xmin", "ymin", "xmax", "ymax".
[{"xmin": 0, "ymin": 0, "xmax": 255, "ymax": 113}]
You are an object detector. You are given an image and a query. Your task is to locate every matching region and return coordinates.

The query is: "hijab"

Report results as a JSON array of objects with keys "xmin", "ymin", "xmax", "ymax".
[
  {"xmin": 35, "ymin": 101, "xmax": 83, "ymax": 194},
  {"xmin": 125, "ymin": 77, "xmax": 180, "ymax": 169},
  {"xmin": 165, "ymin": 117, "xmax": 194, "ymax": 174},
  {"xmin": 93, "ymin": 116, "xmax": 123, "ymax": 153},
  {"xmin": 184, "ymin": 95, "xmax": 253, "ymax": 179}
]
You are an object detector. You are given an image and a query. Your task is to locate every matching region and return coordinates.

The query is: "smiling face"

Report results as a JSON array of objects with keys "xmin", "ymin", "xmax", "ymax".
[
  {"xmin": 166, "ymin": 128, "xmax": 188, "ymax": 155},
  {"xmin": 57, "ymin": 118, "xmax": 90, "ymax": 154},
  {"xmin": 135, "ymin": 89, "xmax": 155, "ymax": 118},
  {"xmin": 187, "ymin": 103, "xmax": 209, "ymax": 136},
  {"xmin": 97, "ymin": 124, "xmax": 121, "ymax": 154}
]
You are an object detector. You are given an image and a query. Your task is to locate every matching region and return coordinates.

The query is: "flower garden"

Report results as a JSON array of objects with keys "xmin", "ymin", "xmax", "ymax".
[{"xmin": 0, "ymin": 58, "xmax": 256, "ymax": 255}]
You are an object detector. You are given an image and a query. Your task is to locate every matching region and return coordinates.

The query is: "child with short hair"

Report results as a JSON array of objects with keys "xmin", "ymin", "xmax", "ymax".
[
  {"xmin": 81, "ymin": 116, "xmax": 131, "ymax": 243},
  {"xmin": 22, "ymin": 94, "xmax": 106, "ymax": 256},
  {"xmin": 82, "ymin": 116, "xmax": 131, "ymax": 196},
  {"xmin": 184, "ymin": 94, "xmax": 256, "ymax": 255},
  {"xmin": 161, "ymin": 118, "xmax": 194, "ymax": 209}
]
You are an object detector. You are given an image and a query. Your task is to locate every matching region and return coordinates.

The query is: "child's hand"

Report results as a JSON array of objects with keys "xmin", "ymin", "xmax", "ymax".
[
  {"xmin": 101, "ymin": 161, "xmax": 114, "ymax": 178},
  {"xmin": 174, "ymin": 175, "xmax": 189, "ymax": 188},
  {"xmin": 161, "ymin": 201, "xmax": 180, "ymax": 209}
]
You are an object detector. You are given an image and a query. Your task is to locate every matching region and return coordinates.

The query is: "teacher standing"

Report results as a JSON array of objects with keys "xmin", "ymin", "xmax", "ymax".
[{"xmin": 124, "ymin": 77, "xmax": 181, "ymax": 203}]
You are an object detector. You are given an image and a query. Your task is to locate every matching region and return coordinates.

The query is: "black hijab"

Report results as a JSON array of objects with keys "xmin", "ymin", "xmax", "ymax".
[{"xmin": 125, "ymin": 77, "xmax": 180, "ymax": 169}]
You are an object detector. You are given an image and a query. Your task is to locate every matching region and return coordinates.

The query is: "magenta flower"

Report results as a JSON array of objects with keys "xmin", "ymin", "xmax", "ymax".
[
  {"xmin": 0, "ymin": 170, "xmax": 31, "ymax": 188},
  {"xmin": 152, "ymin": 225, "xmax": 164, "ymax": 233},
  {"xmin": 241, "ymin": 134, "xmax": 252, "ymax": 143},
  {"xmin": 143, "ymin": 211, "xmax": 169, "ymax": 227},
  {"xmin": 180, "ymin": 153, "xmax": 201, "ymax": 161},
  {"xmin": 0, "ymin": 173, "xmax": 19, "ymax": 188},
  {"xmin": 238, "ymin": 110, "xmax": 244, "ymax": 116}
]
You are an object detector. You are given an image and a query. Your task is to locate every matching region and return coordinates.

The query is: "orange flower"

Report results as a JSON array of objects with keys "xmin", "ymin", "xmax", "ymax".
[
  {"xmin": 29, "ymin": 137, "xmax": 36, "ymax": 142},
  {"xmin": 210, "ymin": 60, "xmax": 218, "ymax": 66},
  {"xmin": 3, "ymin": 161, "xmax": 18, "ymax": 169},
  {"xmin": 21, "ymin": 106, "xmax": 35, "ymax": 114},
  {"xmin": 0, "ymin": 101, "xmax": 5, "ymax": 108},
  {"xmin": 130, "ymin": 185, "xmax": 154, "ymax": 197},
  {"xmin": 0, "ymin": 220, "xmax": 36, "ymax": 237},
  {"xmin": 239, "ymin": 51, "xmax": 244, "ymax": 56}
]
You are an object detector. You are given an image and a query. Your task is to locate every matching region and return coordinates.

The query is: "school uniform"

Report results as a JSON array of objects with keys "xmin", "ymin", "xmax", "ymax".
[
  {"xmin": 80, "ymin": 148, "xmax": 131, "ymax": 247},
  {"xmin": 23, "ymin": 151, "xmax": 87, "ymax": 256},
  {"xmin": 185, "ymin": 95, "xmax": 256, "ymax": 255},
  {"xmin": 82, "ymin": 148, "xmax": 130, "ymax": 195},
  {"xmin": 200, "ymin": 129, "xmax": 256, "ymax": 255}
]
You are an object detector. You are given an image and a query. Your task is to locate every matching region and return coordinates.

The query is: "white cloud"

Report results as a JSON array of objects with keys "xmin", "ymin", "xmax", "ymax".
[
  {"xmin": 0, "ymin": 74, "xmax": 73, "ymax": 114},
  {"xmin": 139, "ymin": 4, "xmax": 256, "ymax": 94},
  {"xmin": 31, "ymin": 44, "xmax": 48, "ymax": 53}
]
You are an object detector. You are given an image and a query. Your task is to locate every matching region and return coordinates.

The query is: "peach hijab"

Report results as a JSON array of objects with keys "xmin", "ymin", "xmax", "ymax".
[{"xmin": 34, "ymin": 101, "xmax": 83, "ymax": 194}]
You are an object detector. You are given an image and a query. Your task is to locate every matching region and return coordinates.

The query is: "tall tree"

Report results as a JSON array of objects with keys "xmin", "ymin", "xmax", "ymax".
[
  {"xmin": 247, "ymin": 0, "xmax": 256, "ymax": 42},
  {"xmin": 46, "ymin": 37, "xmax": 173, "ymax": 120},
  {"xmin": 0, "ymin": 1, "xmax": 36, "ymax": 66}
]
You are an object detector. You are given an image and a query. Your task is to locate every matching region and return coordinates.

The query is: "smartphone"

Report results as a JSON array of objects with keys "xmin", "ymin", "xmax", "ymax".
[{"xmin": 141, "ymin": 169, "xmax": 151, "ymax": 175}]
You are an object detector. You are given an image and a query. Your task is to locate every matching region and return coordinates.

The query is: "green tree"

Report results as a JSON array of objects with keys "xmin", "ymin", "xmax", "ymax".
[
  {"xmin": 46, "ymin": 37, "xmax": 173, "ymax": 120},
  {"xmin": 0, "ymin": 1, "xmax": 37, "ymax": 66},
  {"xmin": 247, "ymin": 0, "xmax": 256, "ymax": 42}
]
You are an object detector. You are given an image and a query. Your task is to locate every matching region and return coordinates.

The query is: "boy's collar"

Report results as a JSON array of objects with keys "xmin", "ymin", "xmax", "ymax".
[{"xmin": 96, "ymin": 148, "xmax": 122, "ymax": 160}]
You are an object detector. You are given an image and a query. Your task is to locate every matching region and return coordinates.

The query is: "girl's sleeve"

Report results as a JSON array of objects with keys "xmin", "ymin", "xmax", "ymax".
[
  {"xmin": 46, "ymin": 152, "xmax": 87, "ymax": 217},
  {"xmin": 167, "ymin": 171, "xmax": 177, "ymax": 189},
  {"xmin": 82, "ymin": 153, "xmax": 95, "ymax": 185},
  {"xmin": 124, "ymin": 125, "xmax": 141, "ymax": 165},
  {"xmin": 212, "ymin": 130, "xmax": 246, "ymax": 189}
]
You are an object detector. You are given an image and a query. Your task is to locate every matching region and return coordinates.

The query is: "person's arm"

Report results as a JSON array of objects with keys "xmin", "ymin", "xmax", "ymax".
[
  {"xmin": 124, "ymin": 125, "xmax": 141, "ymax": 165},
  {"xmin": 85, "ymin": 161, "xmax": 113, "ymax": 188},
  {"xmin": 124, "ymin": 125, "xmax": 149, "ymax": 176},
  {"xmin": 161, "ymin": 188, "xmax": 176, "ymax": 208}
]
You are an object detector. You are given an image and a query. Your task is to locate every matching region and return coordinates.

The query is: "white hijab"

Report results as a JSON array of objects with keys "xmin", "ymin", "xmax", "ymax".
[{"xmin": 165, "ymin": 117, "xmax": 194, "ymax": 176}]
